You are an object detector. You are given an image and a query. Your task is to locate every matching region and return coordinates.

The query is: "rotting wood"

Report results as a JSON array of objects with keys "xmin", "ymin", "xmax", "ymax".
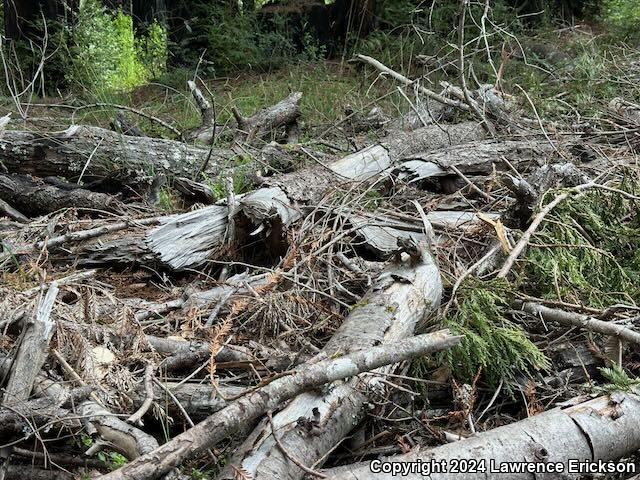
[
  {"xmin": 3, "ymin": 283, "xmax": 59, "ymax": 406},
  {"xmin": 0, "ymin": 125, "xmax": 235, "ymax": 185},
  {"xmin": 0, "ymin": 173, "xmax": 124, "ymax": 216},
  {"xmin": 233, "ymin": 91, "xmax": 302, "ymax": 145},
  {"xmin": 77, "ymin": 122, "xmax": 485, "ymax": 270}
]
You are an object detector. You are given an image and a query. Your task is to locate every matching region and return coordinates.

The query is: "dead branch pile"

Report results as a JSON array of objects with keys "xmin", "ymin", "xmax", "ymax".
[{"xmin": 1, "ymin": 55, "xmax": 640, "ymax": 480}]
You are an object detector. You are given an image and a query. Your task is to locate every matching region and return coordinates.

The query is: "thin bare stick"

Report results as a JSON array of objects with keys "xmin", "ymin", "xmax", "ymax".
[{"xmin": 127, "ymin": 363, "xmax": 155, "ymax": 426}]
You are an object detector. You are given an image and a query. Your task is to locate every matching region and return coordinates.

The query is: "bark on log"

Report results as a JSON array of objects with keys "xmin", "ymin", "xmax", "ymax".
[
  {"xmin": 324, "ymin": 391, "xmax": 640, "ymax": 480},
  {"xmin": 99, "ymin": 331, "xmax": 461, "ymax": 480},
  {"xmin": 0, "ymin": 126, "xmax": 234, "ymax": 185},
  {"xmin": 78, "ymin": 122, "xmax": 484, "ymax": 270},
  {"xmin": 222, "ymin": 239, "xmax": 442, "ymax": 480},
  {"xmin": 233, "ymin": 92, "xmax": 302, "ymax": 144},
  {"xmin": 394, "ymin": 139, "xmax": 556, "ymax": 183},
  {"xmin": 0, "ymin": 174, "xmax": 124, "ymax": 216}
]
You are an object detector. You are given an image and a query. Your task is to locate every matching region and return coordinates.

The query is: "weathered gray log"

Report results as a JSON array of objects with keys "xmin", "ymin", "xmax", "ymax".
[
  {"xmin": 518, "ymin": 302, "xmax": 640, "ymax": 346},
  {"xmin": 0, "ymin": 198, "xmax": 27, "ymax": 222},
  {"xmin": 324, "ymin": 391, "xmax": 640, "ymax": 480},
  {"xmin": 0, "ymin": 389, "xmax": 89, "ymax": 440},
  {"xmin": 99, "ymin": 331, "xmax": 461, "ymax": 480},
  {"xmin": 222, "ymin": 236, "xmax": 443, "ymax": 480},
  {"xmin": 0, "ymin": 174, "xmax": 124, "ymax": 216},
  {"xmin": 79, "ymin": 401, "xmax": 159, "ymax": 459},
  {"xmin": 81, "ymin": 122, "xmax": 484, "ymax": 270},
  {"xmin": 132, "ymin": 381, "xmax": 244, "ymax": 422},
  {"xmin": 2, "ymin": 283, "xmax": 59, "ymax": 406},
  {"xmin": 0, "ymin": 125, "xmax": 234, "ymax": 184},
  {"xmin": 395, "ymin": 139, "xmax": 556, "ymax": 183},
  {"xmin": 233, "ymin": 92, "xmax": 302, "ymax": 144}
]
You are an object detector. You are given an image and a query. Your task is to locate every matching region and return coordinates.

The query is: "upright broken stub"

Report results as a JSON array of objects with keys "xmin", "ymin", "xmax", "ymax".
[{"xmin": 233, "ymin": 91, "xmax": 303, "ymax": 145}]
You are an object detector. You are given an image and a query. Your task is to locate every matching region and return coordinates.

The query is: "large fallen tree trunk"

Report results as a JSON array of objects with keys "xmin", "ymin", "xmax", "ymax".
[
  {"xmin": 98, "ymin": 331, "xmax": 461, "ymax": 480},
  {"xmin": 220, "ymin": 235, "xmax": 442, "ymax": 480},
  {"xmin": 74, "ymin": 122, "xmax": 485, "ymax": 269},
  {"xmin": 0, "ymin": 125, "xmax": 234, "ymax": 185},
  {"xmin": 324, "ymin": 391, "xmax": 640, "ymax": 480}
]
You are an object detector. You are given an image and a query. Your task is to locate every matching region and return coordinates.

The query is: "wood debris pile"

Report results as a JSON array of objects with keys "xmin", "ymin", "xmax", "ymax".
[{"xmin": 0, "ymin": 57, "xmax": 639, "ymax": 480}]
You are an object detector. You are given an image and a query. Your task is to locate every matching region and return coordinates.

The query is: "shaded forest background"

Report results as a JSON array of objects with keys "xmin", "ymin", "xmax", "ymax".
[{"xmin": 2, "ymin": 0, "xmax": 638, "ymax": 93}]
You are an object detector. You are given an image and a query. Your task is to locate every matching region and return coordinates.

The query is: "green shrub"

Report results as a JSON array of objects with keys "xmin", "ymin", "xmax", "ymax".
[
  {"xmin": 600, "ymin": 0, "xmax": 640, "ymax": 38},
  {"xmin": 67, "ymin": 0, "xmax": 166, "ymax": 92}
]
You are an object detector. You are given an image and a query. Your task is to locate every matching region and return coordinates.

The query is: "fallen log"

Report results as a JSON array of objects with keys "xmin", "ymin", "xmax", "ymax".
[
  {"xmin": 77, "ymin": 122, "xmax": 484, "ymax": 269},
  {"xmin": 0, "ymin": 125, "xmax": 234, "ymax": 185},
  {"xmin": 323, "ymin": 391, "xmax": 640, "ymax": 480},
  {"xmin": 394, "ymin": 138, "xmax": 556, "ymax": 183},
  {"xmin": 518, "ymin": 301, "xmax": 640, "ymax": 346},
  {"xmin": 222, "ymin": 234, "xmax": 442, "ymax": 479},
  {"xmin": 99, "ymin": 331, "xmax": 461, "ymax": 480},
  {"xmin": 0, "ymin": 174, "xmax": 124, "ymax": 216}
]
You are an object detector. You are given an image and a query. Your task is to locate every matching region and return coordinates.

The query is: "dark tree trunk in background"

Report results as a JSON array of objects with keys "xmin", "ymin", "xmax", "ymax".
[
  {"xmin": 132, "ymin": 0, "xmax": 167, "ymax": 25},
  {"xmin": 3, "ymin": 0, "xmax": 71, "ymax": 40}
]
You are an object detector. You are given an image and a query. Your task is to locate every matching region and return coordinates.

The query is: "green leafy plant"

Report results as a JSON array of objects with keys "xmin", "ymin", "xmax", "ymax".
[
  {"xmin": 66, "ymin": 0, "xmax": 166, "ymax": 91},
  {"xmin": 600, "ymin": 0, "xmax": 640, "ymax": 38}
]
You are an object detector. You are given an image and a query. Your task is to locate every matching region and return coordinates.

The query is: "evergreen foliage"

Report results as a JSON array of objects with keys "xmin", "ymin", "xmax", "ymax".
[
  {"xmin": 441, "ymin": 278, "xmax": 550, "ymax": 388},
  {"xmin": 525, "ymin": 171, "xmax": 640, "ymax": 308}
]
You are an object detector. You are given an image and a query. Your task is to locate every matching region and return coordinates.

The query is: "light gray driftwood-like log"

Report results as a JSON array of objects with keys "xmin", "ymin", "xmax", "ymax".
[
  {"xmin": 79, "ymin": 122, "xmax": 483, "ymax": 269},
  {"xmin": 395, "ymin": 139, "xmax": 555, "ymax": 183},
  {"xmin": 2, "ymin": 283, "xmax": 59, "ymax": 406},
  {"xmin": 99, "ymin": 331, "xmax": 461, "ymax": 480},
  {"xmin": 324, "ymin": 391, "xmax": 640, "ymax": 480},
  {"xmin": 0, "ymin": 174, "xmax": 124, "ymax": 216},
  {"xmin": 221, "ymin": 237, "xmax": 442, "ymax": 480},
  {"xmin": 0, "ymin": 125, "xmax": 234, "ymax": 184},
  {"xmin": 79, "ymin": 401, "xmax": 159, "ymax": 459}
]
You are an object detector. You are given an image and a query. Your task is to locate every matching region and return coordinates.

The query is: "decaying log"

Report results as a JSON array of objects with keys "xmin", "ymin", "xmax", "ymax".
[
  {"xmin": 0, "ymin": 198, "xmax": 28, "ymax": 222},
  {"xmin": 395, "ymin": 139, "xmax": 556, "ymax": 183},
  {"xmin": 79, "ymin": 401, "xmax": 159, "ymax": 459},
  {"xmin": 324, "ymin": 391, "xmax": 640, "ymax": 480},
  {"xmin": 2, "ymin": 283, "xmax": 59, "ymax": 406},
  {"xmin": 0, "ymin": 174, "xmax": 124, "ymax": 216},
  {"xmin": 0, "ymin": 388, "xmax": 89, "ymax": 440},
  {"xmin": 131, "ymin": 381, "xmax": 244, "ymax": 422},
  {"xmin": 99, "ymin": 331, "xmax": 461, "ymax": 480},
  {"xmin": 0, "ymin": 125, "xmax": 234, "ymax": 185},
  {"xmin": 80, "ymin": 122, "xmax": 484, "ymax": 270},
  {"xmin": 233, "ymin": 92, "xmax": 302, "ymax": 144},
  {"xmin": 223, "ymin": 235, "xmax": 442, "ymax": 480}
]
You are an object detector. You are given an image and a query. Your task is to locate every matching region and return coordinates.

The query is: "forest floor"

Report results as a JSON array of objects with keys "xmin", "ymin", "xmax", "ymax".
[{"xmin": 0, "ymin": 23, "xmax": 640, "ymax": 480}]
